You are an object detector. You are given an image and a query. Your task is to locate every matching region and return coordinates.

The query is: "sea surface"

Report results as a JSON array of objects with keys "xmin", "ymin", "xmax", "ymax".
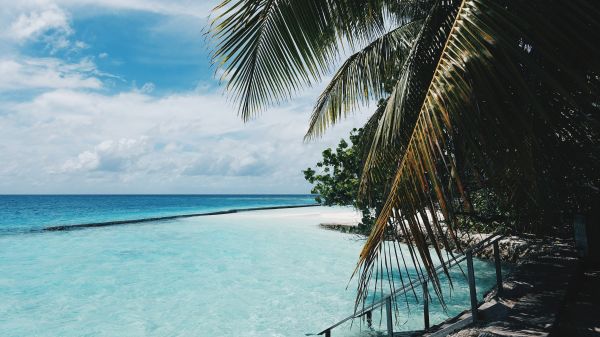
[
  {"xmin": 0, "ymin": 195, "xmax": 501, "ymax": 336},
  {"xmin": 0, "ymin": 194, "xmax": 317, "ymax": 233}
]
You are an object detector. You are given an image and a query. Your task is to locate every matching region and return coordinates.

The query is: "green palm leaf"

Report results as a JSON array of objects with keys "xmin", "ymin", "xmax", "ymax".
[
  {"xmin": 304, "ymin": 20, "xmax": 423, "ymax": 140},
  {"xmin": 210, "ymin": 0, "xmax": 436, "ymax": 120},
  {"xmin": 354, "ymin": 0, "xmax": 600, "ymax": 308},
  {"xmin": 211, "ymin": 0, "xmax": 600, "ymax": 316}
]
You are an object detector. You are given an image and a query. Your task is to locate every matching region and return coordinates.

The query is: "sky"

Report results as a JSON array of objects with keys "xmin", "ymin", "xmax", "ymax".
[{"xmin": 0, "ymin": 0, "xmax": 371, "ymax": 194}]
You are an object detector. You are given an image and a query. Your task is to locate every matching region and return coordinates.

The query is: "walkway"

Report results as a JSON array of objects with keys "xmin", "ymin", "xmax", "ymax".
[
  {"xmin": 553, "ymin": 261, "xmax": 600, "ymax": 336},
  {"xmin": 434, "ymin": 238, "xmax": 579, "ymax": 337}
]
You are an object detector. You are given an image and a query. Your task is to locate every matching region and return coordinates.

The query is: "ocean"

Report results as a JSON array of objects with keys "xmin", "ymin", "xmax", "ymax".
[
  {"xmin": 0, "ymin": 195, "xmax": 500, "ymax": 336},
  {"xmin": 0, "ymin": 194, "xmax": 317, "ymax": 233}
]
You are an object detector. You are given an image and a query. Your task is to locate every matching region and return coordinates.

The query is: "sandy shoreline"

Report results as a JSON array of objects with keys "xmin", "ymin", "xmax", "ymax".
[
  {"xmin": 224, "ymin": 205, "xmax": 362, "ymax": 222},
  {"xmin": 43, "ymin": 204, "xmax": 362, "ymax": 232}
]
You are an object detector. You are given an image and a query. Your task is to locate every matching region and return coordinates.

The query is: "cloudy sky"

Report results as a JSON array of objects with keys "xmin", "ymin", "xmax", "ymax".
[{"xmin": 0, "ymin": 0, "xmax": 371, "ymax": 194}]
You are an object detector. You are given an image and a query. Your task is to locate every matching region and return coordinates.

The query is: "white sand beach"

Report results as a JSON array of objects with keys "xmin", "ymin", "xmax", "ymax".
[{"xmin": 220, "ymin": 205, "xmax": 363, "ymax": 226}]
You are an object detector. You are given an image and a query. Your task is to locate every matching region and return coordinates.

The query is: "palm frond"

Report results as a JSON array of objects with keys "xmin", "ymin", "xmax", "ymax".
[
  {"xmin": 210, "ymin": 0, "xmax": 390, "ymax": 120},
  {"xmin": 354, "ymin": 0, "xmax": 600, "ymax": 310},
  {"xmin": 210, "ymin": 0, "xmax": 600, "ymax": 317},
  {"xmin": 210, "ymin": 0, "xmax": 440, "ymax": 120},
  {"xmin": 305, "ymin": 20, "xmax": 423, "ymax": 140},
  {"xmin": 358, "ymin": 0, "xmax": 460, "ymax": 214}
]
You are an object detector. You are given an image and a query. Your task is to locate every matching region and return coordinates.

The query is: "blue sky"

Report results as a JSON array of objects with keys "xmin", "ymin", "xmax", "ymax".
[{"xmin": 0, "ymin": 0, "xmax": 369, "ymax": 194}]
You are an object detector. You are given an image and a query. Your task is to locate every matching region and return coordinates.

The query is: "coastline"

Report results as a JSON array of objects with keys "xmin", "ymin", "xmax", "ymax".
[
  {"xmin": 318, "ymin": 218, "xmax": 582, "ymax": 336},
  {"xmin": 0, "ymin": 205, "xmax": 371, "ymax": 337},
  {"xmin": 2, "ymin": 204, "xmax": 507, "ymax": 336},
  {"xmin": 43, "ymin": 203, "xmax": 321, "ymax": 231}
]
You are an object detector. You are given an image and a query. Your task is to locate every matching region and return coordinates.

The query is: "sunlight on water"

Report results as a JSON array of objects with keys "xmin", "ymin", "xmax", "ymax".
[{"xmin": 0, "ymin": 207, "xmax": 499, "ymax": 337}]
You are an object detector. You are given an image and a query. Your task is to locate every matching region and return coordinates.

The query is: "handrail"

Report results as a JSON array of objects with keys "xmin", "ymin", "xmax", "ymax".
[{"xmin": 317, "ymin": 233, "xmax": 505, "ymax": 336}]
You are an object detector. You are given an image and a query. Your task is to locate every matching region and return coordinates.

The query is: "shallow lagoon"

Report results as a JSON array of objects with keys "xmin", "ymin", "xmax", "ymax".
[{"xmin": 0, "ymin": 207, "xmax": 498, "ymax": 336}]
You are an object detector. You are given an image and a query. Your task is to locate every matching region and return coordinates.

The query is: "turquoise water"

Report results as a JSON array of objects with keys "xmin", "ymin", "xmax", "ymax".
[
  {"xmin": 0, "ymin": 197, "xmax": 499, "ymax": 336},
  {"xmin": 0, "ymin": 195, "xmax": 316, "ymax": 233}
]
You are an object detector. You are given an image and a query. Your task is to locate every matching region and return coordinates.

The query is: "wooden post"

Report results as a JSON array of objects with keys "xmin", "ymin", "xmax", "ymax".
[
  {"xmin": 324, "ymin": 329, "xmax": 331, "ymax": 337},
  {"xmin": 493, "ymin": 241, "xmax": 503, "ymax": 297},
  {"xmin": 365, "ymin": 310, "xmax": 372, "ymax": 328},
  {"xmin": 466, "ymin": 251, "xmax": 478, "ymax": 321},
  {"xmin": 423, "ymin": 280, "xmax": 430, "ymax": 330},
  {"xmin": 386, "ymin": 297, "xmax": 393, "ymax": 337}
]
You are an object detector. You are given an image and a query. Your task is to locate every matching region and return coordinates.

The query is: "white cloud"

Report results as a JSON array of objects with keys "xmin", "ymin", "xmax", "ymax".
[
  {"xmin": 60, "ymin": 136, "xmax": 150, "ymax": 172},
  {"xmin": 181, "ymin": 139, "xmax": 275, "ymax": 177},
  {"xmin": 0, "ymin": 0, "xmax": 377, "ymax": 193},
  {"xmin": 73, "ymin": 40, "xmax": 88, "ymax": 49},
  {"xmin": 0, "ymin": 3, "xmax": 106, "ymax": 92},
  {"xmin": 3, "ymin": 4, "xmax": 78, "ymax": 54},
  {"xmin": 60, "ymin": 150, "xmax": 100, "ymax": 172},
  {"xmin": 0, "ymin": 87, "xmax": 371, "ymax": 193},
  {"xmin": 0, "ymin": 57, "xmax": 102, "ymax": 90},
  {"xmin": 8, "ymin": 4, "xmax": 71, "ymax": 41},
  {"xmin": 138, "ymin": 82, "xmax": 155, "ymax": 94}
]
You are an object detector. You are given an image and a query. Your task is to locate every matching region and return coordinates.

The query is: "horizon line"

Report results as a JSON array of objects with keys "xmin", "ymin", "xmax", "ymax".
[{"xmin": 0, "ymin": 193, "xmax": 318, "ymax": 196}]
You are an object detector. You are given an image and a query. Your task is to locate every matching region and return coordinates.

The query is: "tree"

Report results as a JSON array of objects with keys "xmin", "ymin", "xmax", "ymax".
[
  {"xmin": 210, "ymin": 0, "xmax": 600, "ymax": 308},
  {"xmin": 305, "ymin": 128, "xmax": 518, "ymax": 235},
  {"xmin": 303, "ymin": 132, "xmax": 360, "ymax": 207},
  {"xmin": 303, "ymin": 128, "xmax": 385, "ymax": 232}
]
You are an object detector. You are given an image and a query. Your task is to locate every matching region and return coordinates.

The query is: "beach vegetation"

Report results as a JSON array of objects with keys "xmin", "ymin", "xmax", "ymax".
[
  {"xmin": 302, "ymin": 128, "xmax": 384, "ymax": 232},
  {"xmin": 210, "ymin": 0, "xmax": 600, "ymax": 308}
]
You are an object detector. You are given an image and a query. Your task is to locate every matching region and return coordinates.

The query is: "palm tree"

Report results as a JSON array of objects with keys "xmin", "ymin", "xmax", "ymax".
[{"xmin": 209, "ymin": 0, "xmax": 600, "ymax": 309}]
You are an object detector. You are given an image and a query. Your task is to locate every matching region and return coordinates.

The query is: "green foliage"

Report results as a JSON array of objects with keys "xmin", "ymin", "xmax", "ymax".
[
  {"xmin": 456, "ymin": 188, "xmax": 515, "ymax": 234},
  {"xmin": 211, "ymin": 0, "xmax": 600, "ymax": 311},
  {"xmin": 303, "ymin": 129, "xmax": 383, "ymax": 231},
  {"xmin": 303, "ymin": 136, "xmax": 358, "ymax": 206},
  {"xmin": 304, "ymin": 129, "xmax": 520, "ymax": 235}
]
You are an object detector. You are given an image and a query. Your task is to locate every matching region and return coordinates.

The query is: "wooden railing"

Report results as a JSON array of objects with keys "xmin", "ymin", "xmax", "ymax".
[{"xmin": 316, "ymin": 234, "xmax": 505, "ymax": 337}]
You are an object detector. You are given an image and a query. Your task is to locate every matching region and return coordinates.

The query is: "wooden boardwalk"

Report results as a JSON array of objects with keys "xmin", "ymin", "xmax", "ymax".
[
  {"xmin": 554, "ymin": 262, "xmax": 600, "ymax": 336},
  {"xmin": 429, "ymin": 239, "xmax": 580, "ymax": 337}
]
